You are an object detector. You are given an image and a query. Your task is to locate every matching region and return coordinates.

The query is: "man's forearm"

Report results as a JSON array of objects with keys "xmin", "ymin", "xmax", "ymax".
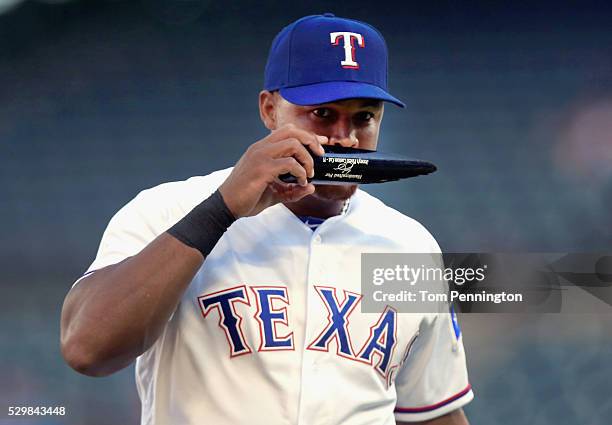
[{"xmin": 60, "ymin": 232, "xmax": 203, "ymax": 377}]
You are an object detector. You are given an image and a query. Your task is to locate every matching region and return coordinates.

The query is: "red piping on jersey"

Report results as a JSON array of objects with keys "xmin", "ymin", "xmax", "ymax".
[{"xmin": 394, "ymin": 384, "xmax": 472, "ymax": 413}]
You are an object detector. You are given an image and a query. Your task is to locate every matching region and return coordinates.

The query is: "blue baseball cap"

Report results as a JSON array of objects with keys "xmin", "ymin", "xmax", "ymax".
[{"xmin": 264, "ymin": 13, "xmax": 405, "ymax": 108}]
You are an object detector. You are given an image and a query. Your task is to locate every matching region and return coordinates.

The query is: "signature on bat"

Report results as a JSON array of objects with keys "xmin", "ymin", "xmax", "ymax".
[{"xmin": 333, "ymin": 162, "xmax": 355, "ymax": 174}]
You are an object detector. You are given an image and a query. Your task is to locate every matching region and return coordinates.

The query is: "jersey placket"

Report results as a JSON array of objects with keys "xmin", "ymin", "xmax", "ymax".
[{"xmin": 295, "ymin": 215, "xmax": 346, "ymax": 425}]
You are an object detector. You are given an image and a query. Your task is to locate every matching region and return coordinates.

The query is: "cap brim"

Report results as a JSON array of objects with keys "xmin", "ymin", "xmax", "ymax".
[{"xmin": 279, "ymin": 81, "xmax": 405, "ymax": 108}]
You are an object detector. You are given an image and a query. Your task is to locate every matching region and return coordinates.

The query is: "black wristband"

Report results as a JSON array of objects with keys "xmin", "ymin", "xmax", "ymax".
[{"xmin": 167, "ymin": 189, "xmax": 236, "ymax": 257}]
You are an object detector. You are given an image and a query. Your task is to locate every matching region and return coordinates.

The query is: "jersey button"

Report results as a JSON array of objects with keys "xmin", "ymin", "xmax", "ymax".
[{"xmin": 313, "ymin": 235, "xmax": 322, "ymax": 244}]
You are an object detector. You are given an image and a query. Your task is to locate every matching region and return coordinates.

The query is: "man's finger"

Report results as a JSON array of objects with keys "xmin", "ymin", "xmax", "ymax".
[
  {"xmin": 270, "ymin": 125, "xmax": 326, "ymax": 156},
  {"xmin": 263, "ymin": 138, "xmax": 315, "ymax": 178},
  {"xmin": 271, "ymin": 157, "xmax": 308, "ymax": 186}
]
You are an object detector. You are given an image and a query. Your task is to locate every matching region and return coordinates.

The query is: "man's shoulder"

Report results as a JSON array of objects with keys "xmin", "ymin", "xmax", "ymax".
[
  {"xmin": 352, "ymin": 189, "xmax": 441, "ymax": 251},
  {"xmin": 112, "ymin": 167, "xmax": 233, "ymax": 227},
  {"xmin": 137, "ymin": 168, "xmax": 233, "ymax": 204},
  {"xmin": 352, "ymin": 188, "xmax": 428, "ymax": 229}
]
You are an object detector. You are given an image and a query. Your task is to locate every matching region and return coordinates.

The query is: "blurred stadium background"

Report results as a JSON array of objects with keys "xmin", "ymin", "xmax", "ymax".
[{"xmin": 1, "ymin": 1, "xmax": 611, "ymax": 424}]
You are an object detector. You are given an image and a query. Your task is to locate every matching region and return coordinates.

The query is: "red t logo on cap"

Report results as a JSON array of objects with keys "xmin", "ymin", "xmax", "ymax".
[{"xmin": 330, "ymin": 32, "xmax": 365, "ymax": 69}]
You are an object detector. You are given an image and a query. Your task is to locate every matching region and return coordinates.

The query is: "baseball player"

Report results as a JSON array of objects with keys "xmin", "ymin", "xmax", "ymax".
[{"xmin": 61, "ymin": 14, "xmax": 473, "ymax": 425}]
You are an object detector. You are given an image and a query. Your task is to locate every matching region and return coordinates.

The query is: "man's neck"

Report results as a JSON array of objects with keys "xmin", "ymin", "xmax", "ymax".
[{"xmin": 283, "ymin": 196, "xmax": 346, "ymax": 219}]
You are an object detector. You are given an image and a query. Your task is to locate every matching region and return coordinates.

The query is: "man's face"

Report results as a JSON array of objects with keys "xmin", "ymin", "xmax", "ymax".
[{"xmin": 268, "ymin": 92, "xmax": 384, "ymax": 202}]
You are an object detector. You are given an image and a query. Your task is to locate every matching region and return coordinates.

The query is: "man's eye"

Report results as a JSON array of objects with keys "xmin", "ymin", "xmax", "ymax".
[
  {"xmin": 356, "ymin": 112, "xmax": 375, "ymax": 122},
  {"xmin": 312, "ymin": 108, "xmax": 331, "ymax": 118}
]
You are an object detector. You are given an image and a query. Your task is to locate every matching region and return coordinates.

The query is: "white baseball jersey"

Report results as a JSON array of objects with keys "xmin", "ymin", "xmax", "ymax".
[{"xmin": 78, "ymin": 167, "xmax": 473, "ymax": 424}]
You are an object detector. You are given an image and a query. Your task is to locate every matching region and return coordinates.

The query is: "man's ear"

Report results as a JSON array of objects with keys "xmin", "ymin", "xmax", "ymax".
[{"xmin": 259, "ymin": 90, "xmax": 277, "ymax": 130}]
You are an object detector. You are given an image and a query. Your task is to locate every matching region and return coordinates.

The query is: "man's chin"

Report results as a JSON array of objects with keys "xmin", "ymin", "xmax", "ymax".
[{"xmin": 311, "ymin": 184, "xmax": 358, "ymax": 202}]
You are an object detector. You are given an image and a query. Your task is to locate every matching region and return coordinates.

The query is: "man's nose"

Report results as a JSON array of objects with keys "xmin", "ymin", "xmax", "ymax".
[{"xmin": 325, "ymin": 120, "xmax": 358, "ymax": 148}]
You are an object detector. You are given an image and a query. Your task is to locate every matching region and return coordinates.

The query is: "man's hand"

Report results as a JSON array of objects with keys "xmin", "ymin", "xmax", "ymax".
[
  {"xmin": 219, "ymin": 123, "xmax": 326, "ymax": 218},
  {"xmin": 397, "ymin": 408, "xmax": 469, "ymax": 425}
]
